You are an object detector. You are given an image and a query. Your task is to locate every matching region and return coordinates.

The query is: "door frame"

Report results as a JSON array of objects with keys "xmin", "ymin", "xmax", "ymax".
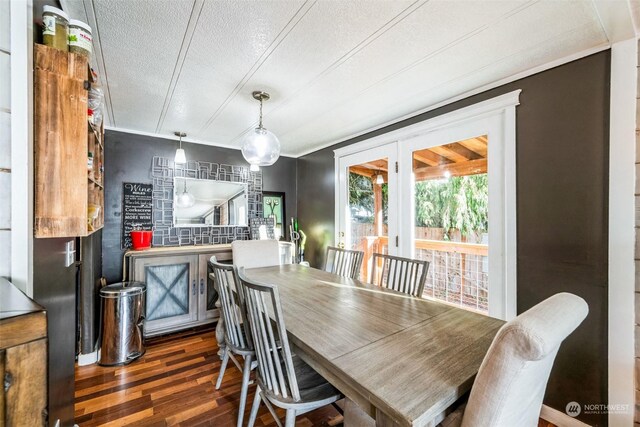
[
  {"xmin": 335, "ymin": 142, "xmax": 398, "ymax": 259},
  {"xmin": 334, "ymin": 90, "xmax": 520, "ymax": 320}
]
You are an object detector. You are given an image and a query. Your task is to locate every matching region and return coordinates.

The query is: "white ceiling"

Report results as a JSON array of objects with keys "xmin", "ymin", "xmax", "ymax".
[{"xmin": 61, "ymin": 0, "xmax": 636, "ymax": 157}]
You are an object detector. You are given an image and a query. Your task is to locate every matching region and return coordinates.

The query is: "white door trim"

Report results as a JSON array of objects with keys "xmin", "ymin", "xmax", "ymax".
[
  {"xmin": 607, "ymin": 38, "xmax": 636, "ymax": 427},
  {"xmin": 335, "ymin": 91, "xmax": 519, "ymax": 320},
  {"xmin": 398, "ymin": 110, "xmax": 516, "ymax": 320},
  {"xmin": 333, "ymin": 90, "xmax": 521, "ymax": 159}
]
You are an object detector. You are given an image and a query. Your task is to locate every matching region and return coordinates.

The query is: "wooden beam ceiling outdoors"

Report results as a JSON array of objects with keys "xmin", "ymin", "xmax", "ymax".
[
  {"xmin": 414, "ymin": 158, "xmax": 487, "ymax": 181},
  {"xmin": 412, "ymin": 135, "xmax": 487, "ymax": 181},
  {"xmin": 348, "ymin": 136, "xmax": 487, "ymax": 182},
  {"xmin": 349, "ymin": 166, "xmax": 388, "ymax": 182}
]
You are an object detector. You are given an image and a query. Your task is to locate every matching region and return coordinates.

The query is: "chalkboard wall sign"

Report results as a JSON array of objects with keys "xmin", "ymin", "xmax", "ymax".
[{"xmin": 122, "ymin": 182, "xmax": 153, "ymax": 249}]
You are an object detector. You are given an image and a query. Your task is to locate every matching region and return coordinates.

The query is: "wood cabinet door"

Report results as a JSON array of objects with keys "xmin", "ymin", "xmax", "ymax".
[
  {"xmin": 133, "ymin": 255, "xmax": 199, "ymax": 336},
  {"xmin": 34, "ymin": 45, "xmax": 89, "ymax": 237},
  {"xmin": 2, "ymin": 340, "xmax": 47, "ymax": 426}
]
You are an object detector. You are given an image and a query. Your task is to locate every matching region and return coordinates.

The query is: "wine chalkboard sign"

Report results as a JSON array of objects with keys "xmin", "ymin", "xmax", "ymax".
[{"xmin": 122, "ymin": 182, "xmax": 153, "ymax": 249}]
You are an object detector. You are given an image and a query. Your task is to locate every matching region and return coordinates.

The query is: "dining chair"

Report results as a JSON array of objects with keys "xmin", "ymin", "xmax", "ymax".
[
  {"xmin": 439, "ymin": 292, "xmax": 589, "ymax": 427},
  {"xmin": 231, "ymin": 239, "xmax": 281, "ymax": 269},
  {"xmin": 324, "ymin": 246, "xmax": 364, "ymax": 279},
  {"xmin": 209, "ymin": 257, "xmax": 256, "ymax": 427},
  {"xmin": 236, "ymin": 267, "xmax": 342, "ymax": 427},
  {"xmin": 371, "ymin": 253, "xmax": 429, "ymax": 297}
]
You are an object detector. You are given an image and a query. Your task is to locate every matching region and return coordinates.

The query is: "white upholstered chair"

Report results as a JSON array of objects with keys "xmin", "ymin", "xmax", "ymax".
[
  {"xmin": 442, "ymin": 292, "xmax": 588, "ymax": 427},
  {"xmin": 231, "ymin": 240, "xmax": 281, "ymax": 269}
]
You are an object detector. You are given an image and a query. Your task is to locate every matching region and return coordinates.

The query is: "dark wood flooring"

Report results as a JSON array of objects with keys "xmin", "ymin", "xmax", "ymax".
[
  {"xmin": 75, "ymin": 326, "xmax": 557, "ymax": 427},
  {"xmin": 74, "ymin": 326, "xmax": 339, "ymax": 426}
]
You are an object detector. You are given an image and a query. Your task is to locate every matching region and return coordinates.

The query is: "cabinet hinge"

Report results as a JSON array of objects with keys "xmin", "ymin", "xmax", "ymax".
[
  {"xmin": 395, "ymin": 236, "xmax": 399, "ymax": 247},
  {"xmin": 395, "ymin": 161, "xmax": 398, "ymax": 173}
]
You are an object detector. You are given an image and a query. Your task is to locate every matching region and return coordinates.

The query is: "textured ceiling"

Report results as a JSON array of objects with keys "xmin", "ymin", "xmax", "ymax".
[{"xmin": 60, "ymin": 0, "xmax": 635, "ymax": 157}]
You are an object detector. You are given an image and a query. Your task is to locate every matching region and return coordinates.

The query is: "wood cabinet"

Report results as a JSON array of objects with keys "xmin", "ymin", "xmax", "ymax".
[
  {"xmin": 34, "ymin": 44, "xmax": 104, "ymax": 238},
  {"xmin": 126, "ymin": 245, "xmax": 232, "ymax": 337},
  {"xmin": 0, "ymin": 279, "xmax": 48, "ymax": 426}
]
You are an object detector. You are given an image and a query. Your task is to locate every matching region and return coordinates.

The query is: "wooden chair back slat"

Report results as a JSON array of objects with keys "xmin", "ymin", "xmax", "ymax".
[
  {"xmin": 324, "ymin": 246, "xmax": 364, "ymax": 279},
  {"xmin": 237, "ymin": 267, "xmax": 301, "ymax": 402},
  {"xmin": 209, "ymin": 257, "xmax": 251, "ymax": 352},
  {"xmin": 372, "ymin": 253, "xmax": 429, "ymax": 297}
]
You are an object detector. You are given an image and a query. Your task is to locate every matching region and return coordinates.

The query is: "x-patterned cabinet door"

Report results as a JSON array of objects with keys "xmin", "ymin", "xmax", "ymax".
[{"xmin": 134, "ymin": 254, "xmax": 199, "ymax": 336}]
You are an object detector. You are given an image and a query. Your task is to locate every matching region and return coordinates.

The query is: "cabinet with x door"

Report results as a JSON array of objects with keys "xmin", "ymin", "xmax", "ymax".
[{"xmin": 126, "ymin": 245, "xmax": 233, "ymax": 337}]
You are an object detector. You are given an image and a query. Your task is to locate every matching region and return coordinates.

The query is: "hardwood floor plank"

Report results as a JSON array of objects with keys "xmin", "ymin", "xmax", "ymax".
[{"xmin": 75, "ymin": 326, "xmax": 556, "ymax": 427}]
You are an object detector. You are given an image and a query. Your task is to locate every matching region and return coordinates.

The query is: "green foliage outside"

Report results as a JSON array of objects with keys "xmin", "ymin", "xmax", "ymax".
[
  {"xmin": 348, "ymin": 172, "xmax": 488, "ymax": 238},
  {"xmin": 348, "ymin": 173, "xmax": 387, "ymax": 223},
  {"xmin": 415, "ymin": 174, "xmax": 488, "ymax": 238}
]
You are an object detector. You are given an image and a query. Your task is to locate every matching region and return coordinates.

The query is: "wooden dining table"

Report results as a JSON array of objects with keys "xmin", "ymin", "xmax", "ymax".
[{"xmin": 218, "ymin": 264, "xmax": 504, "ymax": 427}]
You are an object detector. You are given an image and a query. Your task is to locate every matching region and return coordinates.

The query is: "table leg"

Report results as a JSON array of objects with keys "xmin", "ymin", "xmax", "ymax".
[
  {"xmin": 374, "ymin": 409, "xmax": 402, "ymax": 427},
  {"xmin": 343, "ymin": 398, "xmax": 375, "ymax": 427},
  {"xmin": 215, "ymin": 298, "xmax": 225, "ymax": 359}
]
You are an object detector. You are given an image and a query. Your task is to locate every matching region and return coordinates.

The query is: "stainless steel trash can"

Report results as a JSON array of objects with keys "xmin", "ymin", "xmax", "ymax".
[{"xmin": 99, "ymin": 282, "xmax": 146, "ymax": 366}]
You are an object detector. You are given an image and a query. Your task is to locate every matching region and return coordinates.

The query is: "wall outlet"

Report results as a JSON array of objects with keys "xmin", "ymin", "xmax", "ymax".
[{"xmin": 64, "ymin": 240, "xmax": 75, "ymax": 267}]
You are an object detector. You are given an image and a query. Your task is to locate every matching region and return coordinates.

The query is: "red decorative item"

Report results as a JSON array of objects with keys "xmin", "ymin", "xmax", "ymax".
[{"xmin": 130, "ymin": 230, "xmax": 152, "ymax": 250}]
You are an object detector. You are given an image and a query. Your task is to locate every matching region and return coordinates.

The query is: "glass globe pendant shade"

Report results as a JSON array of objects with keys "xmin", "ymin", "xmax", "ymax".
[
  {"xmin": 176, "ymin": 183, "xmax": 195, "ymax": 208},
  {"xmin": 241, "ymin": 126, "xmax": 280, "ymax": 167},
  {"xmin": 176, "ymin": 190, "xmax": 195, "ymax": 208}
]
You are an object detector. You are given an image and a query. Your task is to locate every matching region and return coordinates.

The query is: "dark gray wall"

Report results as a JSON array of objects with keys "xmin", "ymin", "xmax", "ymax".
[
  {"xmin": 33, "ymin": 237, "xmax": 78, "ymax": 427},
  {"xmin": 80, "ymin": 231, "xmax": 103, "ymax": 354},
  {"xmin": 297, "ymin": 52, "xmax": 610, "ymax": 426},
  {"xmin": 103, "ymin": 130, "xmax": 297, "ymax": 283}
]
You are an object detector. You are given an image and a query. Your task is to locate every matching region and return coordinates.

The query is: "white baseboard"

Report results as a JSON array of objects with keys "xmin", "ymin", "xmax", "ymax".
[
  {"xmin": 540, "ymin": 404, "xmax": 592, "ymax": 427},
  {"xmin": 77, "ymin": 349, "xmax": 99, "ymax": 366}
]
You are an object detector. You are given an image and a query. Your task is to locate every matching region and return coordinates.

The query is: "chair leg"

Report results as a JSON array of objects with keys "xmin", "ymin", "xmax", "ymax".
[
  {"xmin": 284, "ymin": 409, "xmax": 296, "ymax": 427},
  {"xmin": 247, "ymin": 385, "xmax": 262, "ymax": 427},
  {"xmin": 237, "ymin": 354, "xmax": 252, "ymax": 427},
  {"xmin": 215, "ymin": 347, "xmax": 229, "ymax": 390}
]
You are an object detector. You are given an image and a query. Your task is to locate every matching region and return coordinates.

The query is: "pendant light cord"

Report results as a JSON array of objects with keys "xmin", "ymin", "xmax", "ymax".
[{"xmin": 258, "ymin": 97, "xmax": 264, "ymax": 129}]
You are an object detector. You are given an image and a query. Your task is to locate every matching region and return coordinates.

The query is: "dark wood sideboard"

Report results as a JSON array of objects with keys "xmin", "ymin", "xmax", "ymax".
[{"xmin": 0, "ymin": 278, "xmax": 48, "ymax": 426}]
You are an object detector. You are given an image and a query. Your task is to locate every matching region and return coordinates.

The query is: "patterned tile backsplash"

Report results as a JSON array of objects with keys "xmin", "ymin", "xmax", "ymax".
[{"xmin": 150, "ymin": 156, "xmax": 261, "ymax": 246}]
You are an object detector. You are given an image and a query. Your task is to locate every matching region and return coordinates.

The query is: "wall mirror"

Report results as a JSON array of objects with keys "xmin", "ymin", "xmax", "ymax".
[{"xmin": 173, "ymin": 177, "xmax": 248, "ymax": 227}]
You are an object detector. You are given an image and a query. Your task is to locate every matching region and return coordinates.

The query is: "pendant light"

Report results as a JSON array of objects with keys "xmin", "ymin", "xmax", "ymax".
[
  {"xmin": 241, "ymin": 91, "xmax": 280, "ymax": 167},
  {"xmin": 176, "ymin": 180, "xmax": 195, "ymax": 208},
  {"xmin": 174, "ymin": 131, "xmax": 187, "ymax": 164}
]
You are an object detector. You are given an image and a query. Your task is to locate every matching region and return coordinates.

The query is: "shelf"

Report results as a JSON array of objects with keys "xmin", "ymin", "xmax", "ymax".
[
  {"xmin": 34, "ymin": 44, "xmax": 105, "ymax": 238},
  {"xmin": 88, "ymin": 120, "xmax": 103, "ymax": 149},
  {"xmin": 86, "ymin": 225, "xmax": 104, "ymax": 236},
  {"xmin": 88, "ymin": 176, "xmax": 104, "ymax": 189}
]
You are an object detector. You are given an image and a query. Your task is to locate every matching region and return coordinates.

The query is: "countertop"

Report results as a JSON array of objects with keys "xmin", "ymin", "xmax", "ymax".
[{"xmin": 0, "ymin": 277, "xmax": 45, "ymax": 320}]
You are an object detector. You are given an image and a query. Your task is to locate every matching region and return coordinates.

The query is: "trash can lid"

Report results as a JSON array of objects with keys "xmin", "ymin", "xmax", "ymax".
[{"xmin": 100, "ymin": 281, "xmax": 146, "ymax": 297}]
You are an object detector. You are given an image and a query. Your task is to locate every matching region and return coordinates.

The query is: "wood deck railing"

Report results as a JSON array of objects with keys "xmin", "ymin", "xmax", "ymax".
[{"xmin": 355, "ymin": 235, "xmax": 489, "ymax": 312}]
